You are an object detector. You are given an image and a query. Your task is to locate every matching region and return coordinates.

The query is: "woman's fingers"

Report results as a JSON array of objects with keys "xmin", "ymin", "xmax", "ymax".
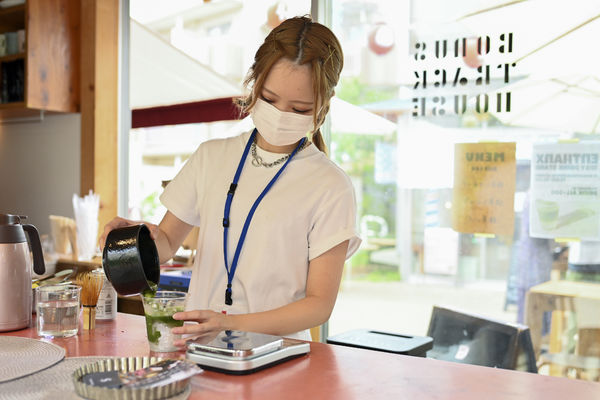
[
  {"xmin": 172, "ymin": 324, "xmax": 209, "ymax": 335},
  {"xmin": 173, "ymin": 338, "xmax": 188, "ymax": 347},
  {"xmin": 173, "ymin": 331, "xmax": 219, "ymax": 347},
  {"xmin": 99, "ymin": 217, "xmax": 128, "ymax": 250},
  {"xmin": 172, "ymin": 310, "xmax": 211, "ymax": 321},
  {"xmin": 98, "ymin": 217, "xmax": 158, "ymax": 251},
  {"xmin": 171, "ymin": 310, "xmax": 226, "ymax": 336}
]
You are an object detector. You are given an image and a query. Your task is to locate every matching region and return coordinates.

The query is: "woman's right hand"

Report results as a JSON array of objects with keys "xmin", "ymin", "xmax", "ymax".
[{"xmin": 98, "ymin": 216, "xmax": 160, "ymax": 252}]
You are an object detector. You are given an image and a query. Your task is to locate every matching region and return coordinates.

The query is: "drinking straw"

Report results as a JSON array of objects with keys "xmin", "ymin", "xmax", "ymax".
[{"xmin": 72, "ymin": 190, "xmax": 100, "ymax": 261}]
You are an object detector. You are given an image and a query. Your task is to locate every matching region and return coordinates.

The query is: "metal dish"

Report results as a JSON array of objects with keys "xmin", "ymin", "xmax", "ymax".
[{"xmin": 72, "ymin": 356, "xmax": 190, "ymax": 400}]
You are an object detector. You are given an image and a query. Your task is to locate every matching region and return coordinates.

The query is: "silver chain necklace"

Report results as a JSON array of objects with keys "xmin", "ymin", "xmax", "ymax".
[{"xmin": 251, "ymin": 138, "xmax": 310, "ymax": 168}]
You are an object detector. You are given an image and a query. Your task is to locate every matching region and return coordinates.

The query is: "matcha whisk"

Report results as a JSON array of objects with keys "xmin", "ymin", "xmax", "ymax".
[{"xmin": 75, "ymin": 269, "xmax": 104, "ymax": 330}]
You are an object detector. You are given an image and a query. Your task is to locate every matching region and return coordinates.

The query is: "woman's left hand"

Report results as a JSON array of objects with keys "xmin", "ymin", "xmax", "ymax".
[{"xmin": 171, "ymin": 310, "xmax": 229, "ymax": 347}]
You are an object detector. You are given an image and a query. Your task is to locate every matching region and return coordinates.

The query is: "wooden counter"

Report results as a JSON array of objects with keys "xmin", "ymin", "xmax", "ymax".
[{"xmin": 2, "ymin": 313, "xmax": 600, "ymax": 399}]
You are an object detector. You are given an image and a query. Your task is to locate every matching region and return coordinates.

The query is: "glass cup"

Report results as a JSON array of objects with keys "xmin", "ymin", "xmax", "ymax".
[
  {"xmin": 35, "ymin": 284, "xmax": 81, "ymax": 338},
  {"xmin": 141, "ymin": 291, "xmax": 187, "ymax": 352}
]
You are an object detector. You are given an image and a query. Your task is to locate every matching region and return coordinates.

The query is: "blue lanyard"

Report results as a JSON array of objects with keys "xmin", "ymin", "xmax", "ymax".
[{"xmin": 222, "ymin": 129, "xmax": 306, "ymax": 305}]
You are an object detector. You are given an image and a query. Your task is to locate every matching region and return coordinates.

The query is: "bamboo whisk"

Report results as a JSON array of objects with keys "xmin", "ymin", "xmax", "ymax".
[{"xmin": 75, "ymin": 269, "xmax": 104, "ymax": 330}]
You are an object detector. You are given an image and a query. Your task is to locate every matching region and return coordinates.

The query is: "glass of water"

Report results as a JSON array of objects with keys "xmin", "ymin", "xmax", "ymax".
[
  {"xmin": 141, "ymin": 291, "xmax": 187, "ymax": 352},
  {"xmin": 35, "ymin": 284, "xmax": 81, "ymax": 338}
]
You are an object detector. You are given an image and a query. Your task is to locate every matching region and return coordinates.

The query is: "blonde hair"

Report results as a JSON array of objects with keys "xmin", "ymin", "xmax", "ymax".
[{"xmin": 237, "ymin": 16, "xmax": 343, "ymax": 154}]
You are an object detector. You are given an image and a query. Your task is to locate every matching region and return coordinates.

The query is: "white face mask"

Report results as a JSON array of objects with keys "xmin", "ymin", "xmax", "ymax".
[{"xmin": 251, "ymin": 98, "xmax": 314, "ymax": 146}]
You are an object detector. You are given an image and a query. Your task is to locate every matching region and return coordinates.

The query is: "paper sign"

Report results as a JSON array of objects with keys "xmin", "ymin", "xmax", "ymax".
[
  {"xmin": 452, "ymin": 142, "xmax": 516, "ymax": 236},
  {"xmin": 530, "ymin": 142, "xmax": 600, "ymax": 240},
  {"xmin": 423, "ymin": 227, "xmax": 459, "ymax": 275}
]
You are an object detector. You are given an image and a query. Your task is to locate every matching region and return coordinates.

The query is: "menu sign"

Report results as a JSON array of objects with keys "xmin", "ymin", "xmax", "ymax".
[
  {"xmin": 530, "ymin": 142, "xmax": 600, "ymax": 240},
  {"xmin": 452, "ymin": 142, "xmax": 516, "ymax": 236}
]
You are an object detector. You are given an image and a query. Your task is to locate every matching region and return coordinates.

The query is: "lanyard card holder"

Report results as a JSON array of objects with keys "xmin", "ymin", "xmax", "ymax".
[{"xmin": 186, "ymin": 330, "xmax": 310, "ymax": 374}]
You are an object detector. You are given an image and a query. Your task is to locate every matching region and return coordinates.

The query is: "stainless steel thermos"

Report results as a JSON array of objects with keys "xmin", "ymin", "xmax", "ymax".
[{"xmin": 0, "ymin": 214, "xmax": 45, "ymax": 331}]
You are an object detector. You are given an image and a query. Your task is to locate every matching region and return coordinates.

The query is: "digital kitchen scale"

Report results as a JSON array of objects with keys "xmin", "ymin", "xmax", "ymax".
[{"xmin": 185, "ymin": 330, "xmax": 310, "ymax": 374}]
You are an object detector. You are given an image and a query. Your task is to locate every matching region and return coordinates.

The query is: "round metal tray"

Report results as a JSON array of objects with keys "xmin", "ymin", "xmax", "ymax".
[{"xmin": 72, "ymin": 356, "xmax": 191, "ymax": 400}]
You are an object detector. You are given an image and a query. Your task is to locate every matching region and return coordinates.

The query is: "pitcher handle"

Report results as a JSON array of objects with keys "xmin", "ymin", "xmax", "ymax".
[{"xmin": 22, "ymin": 224, "xmax": 46, "ymax": 275}]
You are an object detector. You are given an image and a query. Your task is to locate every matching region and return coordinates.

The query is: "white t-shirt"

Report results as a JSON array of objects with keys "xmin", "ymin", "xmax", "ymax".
[{"xmin": 160, "ymin": 129, "xmax": 361, "ymax": 340}]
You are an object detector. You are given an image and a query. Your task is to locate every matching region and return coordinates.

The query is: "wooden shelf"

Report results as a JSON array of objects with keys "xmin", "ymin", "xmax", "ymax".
[
  {"xmin": 0, "ymin": 101, "xmax": 25, "ymax": 109},
  {"xmin": 0, "ymin": 1, "xmax": 80, "ymax": 115},
  {"xmin": 0, "ymin": 52, "xmax": 25, "ymax": 62},
  {"xmin": 0, "ymin": 4, "xmax": 25, "ymax": 31},
  {"xmin": 0, "ymin": 3, "xmax": 25, "ymax": 15},
  {"xmin": 0, "ymin": 106, "xmax": 54, "ymax": 121}
]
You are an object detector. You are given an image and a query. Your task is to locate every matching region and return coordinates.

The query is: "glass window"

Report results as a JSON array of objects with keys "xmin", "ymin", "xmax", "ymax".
[
  {"xmin": 328, "ymin": 0, "xmax": 600, "ymax": 380},
  {"xmin": 128, "ymin": 120, "xmax": 244, "ymax": 223},
  {"xmin": 128, "ymin": 0, "xmax": 311, "ymax": 222},
  {"xmin": 127, "ymin": 0, "xmax": 600, "ymax": 380}
]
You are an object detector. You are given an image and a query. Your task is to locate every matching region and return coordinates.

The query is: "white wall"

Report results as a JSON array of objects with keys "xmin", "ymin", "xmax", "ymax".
[{"xmin": 0, "ymin": 113, "xmax": 80, "ymax": 235}]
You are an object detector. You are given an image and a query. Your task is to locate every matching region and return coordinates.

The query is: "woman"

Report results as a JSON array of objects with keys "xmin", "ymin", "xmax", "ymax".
[{"xmin": 100, "ymin": 16, "xmax": 360, "ymax": 341}]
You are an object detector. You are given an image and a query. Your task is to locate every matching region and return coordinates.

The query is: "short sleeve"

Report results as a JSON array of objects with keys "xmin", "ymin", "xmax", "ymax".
[
  {"xmin": 308, "ymin": 186, "xmax": 362, "ymax": 261},
  {"xmin": 160, "ymin": 146, "xmax": 203, "ymax": 226}
]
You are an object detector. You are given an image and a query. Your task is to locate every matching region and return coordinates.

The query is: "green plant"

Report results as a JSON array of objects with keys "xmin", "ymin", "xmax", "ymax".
[
  {"xmin": 360, "ymin": 268, "xmax": 401, "ymax": 282},
  {"xmin": 332, "ymin": 133, "xmax": 397, "ymax": 237},
  {"xmin": 336, "ymin": 76, "xmax": 396, "ymax": 106},
  {"xmin": 140, "ymin": 191, "xmax": 161, "ymax": 220},
  {"xmin": 332, "ymin": 76, "xmax": 398, "ymax": 238}
]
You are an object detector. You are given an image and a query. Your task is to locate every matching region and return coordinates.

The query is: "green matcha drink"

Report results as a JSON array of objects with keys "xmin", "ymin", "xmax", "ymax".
[{"xmin": 141, "ymin": 289, "xmax": 186, "ymax": 352}]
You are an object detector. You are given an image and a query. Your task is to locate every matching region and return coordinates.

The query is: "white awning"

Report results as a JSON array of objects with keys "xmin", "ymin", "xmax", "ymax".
[{"xmin": 130, "ymin": 19, "xmax": 241, "ymax": 109}]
